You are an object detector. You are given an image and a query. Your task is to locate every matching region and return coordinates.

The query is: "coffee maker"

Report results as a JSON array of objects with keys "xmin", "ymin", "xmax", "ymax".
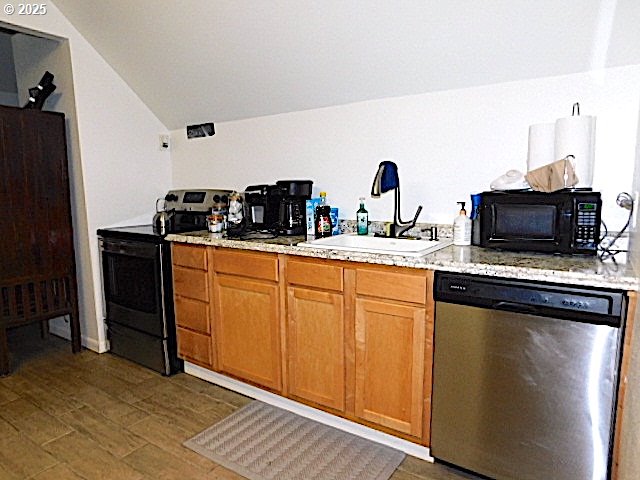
[
  {"xmin": 276, "ymin": 180, "xmax": 313, "ymax": 235},
  {"xmin": 244, "ymin": 184, "xmax": 283, "ymax": 231}
]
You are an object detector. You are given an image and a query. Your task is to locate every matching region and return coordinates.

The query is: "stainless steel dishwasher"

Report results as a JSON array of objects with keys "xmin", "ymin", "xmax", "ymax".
[{"xmin": 431, "ymin": 272, "xmax": 627, "ymax": 480}]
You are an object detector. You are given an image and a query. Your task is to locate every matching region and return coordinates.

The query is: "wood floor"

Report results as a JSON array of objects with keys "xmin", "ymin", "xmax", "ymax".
[{"xmin": 0, "ymin": 324, "xmax": 479, "ymax": 480}]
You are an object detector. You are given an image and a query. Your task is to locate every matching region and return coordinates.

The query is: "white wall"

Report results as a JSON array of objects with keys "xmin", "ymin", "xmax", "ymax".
[
  {"xmin": 1, "ymin": 4, "xmax": 171, "ymax": 352},
  {"xmin": 0, "ymin": 31, "xmax": 18, "ymax": 106},
  {"xmin": 171, "ymin": 66, "xmax": 640, "ymax": 230},
  {"xmin": 0, "ymin": 91, "xmax": 18, "ymax": 106}
]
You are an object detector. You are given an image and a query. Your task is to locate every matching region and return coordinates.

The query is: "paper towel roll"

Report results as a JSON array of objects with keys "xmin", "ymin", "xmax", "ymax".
[
  {"xmin": 554, "ymin": 115, "xmax": 596, "ymax": 188},
  {"xmin": 527, "ymin": 123, "xmax": 556, "ymax": 172}
]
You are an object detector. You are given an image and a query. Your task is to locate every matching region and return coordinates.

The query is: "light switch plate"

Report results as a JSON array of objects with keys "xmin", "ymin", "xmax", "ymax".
[{"xmin": 159, "ymin": 134, "xmax": 170, "ymax": 151}]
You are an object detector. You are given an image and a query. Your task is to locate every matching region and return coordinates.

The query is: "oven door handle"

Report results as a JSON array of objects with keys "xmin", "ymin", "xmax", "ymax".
[
  {"xmin": 109, "ymin": 266, "xmax": 119, "ymax": 297},
  {"xmin": 102, "ymin": 240, "xmax": 158, "ymax": 258}
]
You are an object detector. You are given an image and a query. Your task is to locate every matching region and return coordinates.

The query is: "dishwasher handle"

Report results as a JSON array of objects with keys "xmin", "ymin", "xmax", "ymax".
[
  {"xmin": 486, "ymin": 299, "xmax": 621, "ymax": 327},
  {"xmin": 492, "ymin": 301, "xmax": 540, "ymax": 315}
]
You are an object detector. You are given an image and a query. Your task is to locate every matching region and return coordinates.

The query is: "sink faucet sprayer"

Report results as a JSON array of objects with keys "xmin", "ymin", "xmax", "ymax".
[{"xmin": 370, "ymin": 161, "xmax": 422, "ymax": 237}]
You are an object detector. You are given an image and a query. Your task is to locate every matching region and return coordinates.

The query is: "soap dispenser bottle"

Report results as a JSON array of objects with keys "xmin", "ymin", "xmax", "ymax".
[
  {"xmin": 357, "ymin": 197, "xmax": 368, "ymax": 235},
  {"xmin": 453, "ymin": 201, "xmax": 472, "ymax": 246}
]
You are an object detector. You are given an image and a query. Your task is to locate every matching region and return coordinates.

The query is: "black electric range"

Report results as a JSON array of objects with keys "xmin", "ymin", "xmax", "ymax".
[{"xmin": 97, "ymin": 224, "xmax": 182, "ymax": 375}]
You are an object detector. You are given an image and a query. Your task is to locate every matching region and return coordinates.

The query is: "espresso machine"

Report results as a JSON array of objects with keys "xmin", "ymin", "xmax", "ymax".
[{"xmin": 276, "ymin": 180, "xmax": 313, "ymax": 235}]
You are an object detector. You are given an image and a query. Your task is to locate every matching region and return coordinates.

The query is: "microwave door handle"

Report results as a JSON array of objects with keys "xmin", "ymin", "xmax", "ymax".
[{"xmin": 559, "ymin": 208, "xmax": 574, "ymax": 232}]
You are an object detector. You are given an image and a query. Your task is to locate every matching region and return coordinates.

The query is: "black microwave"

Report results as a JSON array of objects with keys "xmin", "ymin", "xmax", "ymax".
[{"xmin": 478, "ymin": 190, "xmax": 601, "ymax": 255}]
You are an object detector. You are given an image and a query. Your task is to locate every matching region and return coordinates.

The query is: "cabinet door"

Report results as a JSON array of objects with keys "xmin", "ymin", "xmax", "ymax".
[
  {"xmin": 0, "ymin": 108, "xmax": 72, "ymax": 279},
  {"xmin": 354, "ymin": 297, "xmax": 425, "ymax": 438},
  {"xmin": 214, "ymin": 274, "xmax": 281, "ymax": 391},
  {"xmin": 287, "ymin": 286, "xmax": 345, "ymax": 411},
  {"xmin": 173, "ymin": 243, "xmax": 208, "ymax": 270},
  {"xmin": 176, "ymin": 327, "xmax": 213, "ymax": 367},
  {"xmin": 172, "ymin": 245, "xmax": 214, "ymax": 369}
]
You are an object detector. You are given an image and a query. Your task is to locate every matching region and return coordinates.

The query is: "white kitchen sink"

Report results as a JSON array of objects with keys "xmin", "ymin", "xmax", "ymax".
[{"xmin": 297, "ymin": 233, "xmax": 452, "ymax": 257}]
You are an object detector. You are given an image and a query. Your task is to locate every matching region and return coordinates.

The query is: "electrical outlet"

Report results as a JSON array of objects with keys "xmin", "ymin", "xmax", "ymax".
[{"xmin": 159, "ymin": 134, "xmax": 170, "ymax": 151}]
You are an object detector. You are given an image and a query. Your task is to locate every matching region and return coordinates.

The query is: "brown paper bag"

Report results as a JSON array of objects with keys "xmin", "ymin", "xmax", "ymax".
[{"xmin": 525, "ymin": 157, "xmax": 579, "ymax": 192}]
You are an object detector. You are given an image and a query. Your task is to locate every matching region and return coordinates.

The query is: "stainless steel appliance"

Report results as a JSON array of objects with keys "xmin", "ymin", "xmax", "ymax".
[
  {"xmin": 98, "ymin": 225, "xmax": 181, "ymax": 375},
  {"xmin": 96, "ymin": 189, "xmax": 233, "ymax": 375},
  {"xmin": 479, "ymin": 190, "xmax": 602, "ymax": 255},
  {"xmin": 276, "ymin": 180, "xmax": 313, "ymax": 235},
  {"xmin": 164, "ymin": 188, "xmax": 232, "ymax": 233},
  {"xmin": 431, "ymin": 272, "xmax": 627, "ymax": 480}
]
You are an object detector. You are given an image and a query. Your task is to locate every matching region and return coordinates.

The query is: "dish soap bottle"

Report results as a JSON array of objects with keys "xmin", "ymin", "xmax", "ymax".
[
  {"xmin": 453, "ymin": 201, "xmax": 471, "ymax": 246},
  {"xmin": 357, "ymin": 197, "xmax": 368, "ymax": 235},
  {"xmin": 315, "ymin": 191, "xmax": 332, "ymax": 238}
]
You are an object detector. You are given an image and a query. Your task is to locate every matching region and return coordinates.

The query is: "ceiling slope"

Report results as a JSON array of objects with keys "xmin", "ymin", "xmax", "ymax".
[{"xmin": 52, "ymin": 0, "xmax": 640, "ymax": 130}]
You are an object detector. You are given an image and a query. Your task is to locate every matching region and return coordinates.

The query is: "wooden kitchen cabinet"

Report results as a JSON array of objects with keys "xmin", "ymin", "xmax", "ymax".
[
  {"xmin": 172, "ymin": 244, "xmax": 215, "ymax": 369},
  {"xmin": 171, "ymin": 243, "xmax": 435, "ymax": 447},
  {"xmin": 353, "ymin": 266, "xmax": 433, "ymax": 441},
  {"xmin": 286, "ymin": 258, "xmax": 346, "ymax": 412},
  {"xmin": 213, "ymin": 249, "xmax": 282, "ymax": 392},
  {"xmin": 286, "ymin": 257, "xmax": 433, "ymax": 442},
  {"xmin": 354, "ymin": 297, "xmax": 426, "ymax": 437}
]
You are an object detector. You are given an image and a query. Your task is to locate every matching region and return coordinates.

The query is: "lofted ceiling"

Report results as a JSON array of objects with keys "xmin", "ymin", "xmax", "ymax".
[{"xmin": 52, "ymin": 0, "xmax": 640, "ymax": 130}]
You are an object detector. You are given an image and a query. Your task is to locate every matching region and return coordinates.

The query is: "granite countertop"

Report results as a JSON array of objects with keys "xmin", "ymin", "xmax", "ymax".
[{"xmin": 166, "ymin": 231, "xmax": 639, "ymax": 291}]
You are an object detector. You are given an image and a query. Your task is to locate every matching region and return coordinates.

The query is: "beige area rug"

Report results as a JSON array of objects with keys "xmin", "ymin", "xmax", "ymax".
[{"xmin": 184, "ymin": 401, "xmax": 405, "ymax": 480}]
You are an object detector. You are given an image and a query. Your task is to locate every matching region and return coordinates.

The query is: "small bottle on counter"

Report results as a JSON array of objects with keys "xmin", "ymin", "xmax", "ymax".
[
  {"xmin": 453, "ymin": 201, "xmax": 472, "ymax": 246},
  {"xmin": 314, "ymin": 191, "xmax": 332, "ymax": 238},
  {"xmin": 357, "ymin": 197, "xmax": 369, "ymax": 235}
]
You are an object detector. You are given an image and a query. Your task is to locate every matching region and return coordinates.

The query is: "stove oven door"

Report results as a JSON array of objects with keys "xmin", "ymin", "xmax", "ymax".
[{"xmin": 101, "ymin": 238, "xmax": 166, "ymax": 337}]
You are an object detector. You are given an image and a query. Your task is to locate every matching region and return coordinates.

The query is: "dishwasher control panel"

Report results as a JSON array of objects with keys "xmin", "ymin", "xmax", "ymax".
[{"xmin": 434, "ymin": 272, "xmax": 625, "ymax": 326}]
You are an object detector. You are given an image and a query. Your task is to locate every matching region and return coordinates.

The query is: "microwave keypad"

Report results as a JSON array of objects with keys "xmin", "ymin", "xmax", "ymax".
[{"xmin": 576, "ymin": 204, "xmax": 598, "ymax": 244}]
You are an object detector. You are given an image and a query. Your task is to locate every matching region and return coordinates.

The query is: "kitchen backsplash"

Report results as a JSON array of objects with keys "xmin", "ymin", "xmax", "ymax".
[{"xmin": 338, "ymin": 219, "xmax": 452, "ymax": 239}]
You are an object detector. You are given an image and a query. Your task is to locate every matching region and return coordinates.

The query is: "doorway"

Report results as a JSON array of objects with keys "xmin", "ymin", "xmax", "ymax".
[{"xmin": 0, "ymin": 22, "xmax": 94, "ymax": 349}]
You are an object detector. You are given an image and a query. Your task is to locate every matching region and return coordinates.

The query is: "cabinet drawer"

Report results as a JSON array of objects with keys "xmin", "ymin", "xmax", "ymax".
[
  {"xmin": 356, "ymin": 268, "xmax": 427, "ymax": 304},
  {"xmin": 175, "ymin": 296, "xmax": 210, "ymax": 334},
  {"xmin": 177, "ymin": 327, "xmax": 213, "ymax": 367},
  {"xmin": 173, "ymin": 266, "xmax": 209, "ymax": 301},
  {"xmin": 173, "ymin": 244, "xmax": 208, "ymax": 270},
  {"xmin": 287, "ymin": 258, "xmax": 343, "ymax": 292},
  {"xmin": 214, "ymin": 249, "xmax": 278, "ymax": 281}
]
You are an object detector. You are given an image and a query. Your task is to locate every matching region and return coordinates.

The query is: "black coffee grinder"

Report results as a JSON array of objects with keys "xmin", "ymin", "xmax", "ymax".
[{"xmin": 276, "ymin": 180, "xmax": 313, "ymax": 235}]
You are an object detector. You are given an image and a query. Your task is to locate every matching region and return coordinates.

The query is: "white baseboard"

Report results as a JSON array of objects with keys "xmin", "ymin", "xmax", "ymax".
[
  {"xmin": 48, "ymin": 322, "xmax": 105, "ymax": 353},
  {"xmin": 82, "ymin": 336, "xmax": 105, "ymax": 353},
  {"xmin": 184, "ymin": 362, "xmax": 433, "ymax": 462}
]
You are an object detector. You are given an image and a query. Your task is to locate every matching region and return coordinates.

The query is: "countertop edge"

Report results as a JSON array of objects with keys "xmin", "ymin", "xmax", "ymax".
[{"xmin": 166, "ymin": 232, "xmax": 640, "ymax": 291}]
